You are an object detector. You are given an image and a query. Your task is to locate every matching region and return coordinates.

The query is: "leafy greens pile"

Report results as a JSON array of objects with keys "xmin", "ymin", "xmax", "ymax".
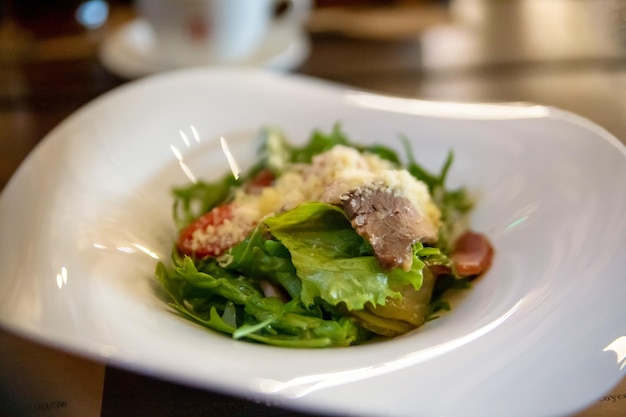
[{"xmin": 155, "ymin": 126, "xmax": 474, "ymax": 347}]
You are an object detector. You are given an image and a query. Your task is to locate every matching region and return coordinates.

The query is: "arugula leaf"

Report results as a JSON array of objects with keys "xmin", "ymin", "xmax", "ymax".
[
  {"xmin": 401, "ymin": 136, "xmax": 473, "ymax": 253},
  {"xmin": 426, "ymin": 274, "xmax": 472, "ymax": 321},
  {"xmin": 356, "ymin": 143, "xmax": 402, "ymax": 165},
  {"xmin": 155, "ymin": 256, "xmax": 363, "ymax": 347},
  {"xmin": 289, "ymin": 124, "xmax": 352, "ymax": 164},
  {"xmin": 248, "ymin": 127, "xmax": 291, "ymax": 177},
  {"xmin": 222, "ymin": 224, "xmax": 303, "ymax": 299},
  {"xmin": 249, "ymin": 124, "xmax": 351, "ymax": 177},
  {"xmin": 172, "ymin": 176, "xmax": 238, "ymax": 230},
  {"xmin": 255, "ymin": 124, "xmax": 402, "ymax": 173}
]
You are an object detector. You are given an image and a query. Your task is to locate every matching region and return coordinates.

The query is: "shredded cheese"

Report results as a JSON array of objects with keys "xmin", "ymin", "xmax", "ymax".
[{"xmin": 192, "ymin": 144, "xmax": 442, "ymax": 251}]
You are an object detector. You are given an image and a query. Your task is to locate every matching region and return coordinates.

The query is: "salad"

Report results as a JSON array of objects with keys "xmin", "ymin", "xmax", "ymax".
[{"xmin": 155, "ymin": 125, "xmax": 493, "ymax": 348}]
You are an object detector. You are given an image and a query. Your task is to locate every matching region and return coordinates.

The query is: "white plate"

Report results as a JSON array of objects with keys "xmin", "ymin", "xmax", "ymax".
[
  {"xmin": 1, "ymin": 68, "xmax": 625, "ymax": 417},
  {"xmin": 98, "ymin": 19, "xmax": 310, "ymax": 79}
]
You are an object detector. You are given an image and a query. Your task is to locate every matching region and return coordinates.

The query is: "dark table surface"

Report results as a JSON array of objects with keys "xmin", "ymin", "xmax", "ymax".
[{"xmin": 1, "ymin": 1, "xmax": 626, "ymax": 416}]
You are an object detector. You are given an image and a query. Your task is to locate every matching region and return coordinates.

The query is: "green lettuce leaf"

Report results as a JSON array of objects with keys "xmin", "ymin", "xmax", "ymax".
[
  {"xmin": 221, "ymin": 223, "xmax": 303, "ymax": 299},
  {"xmin": 263, "ymin": 202, "xmax": 425, "ymax": 311},
  {"xmin": 155, "ymin": 255, "xmax": 363, "ymax": 347}
]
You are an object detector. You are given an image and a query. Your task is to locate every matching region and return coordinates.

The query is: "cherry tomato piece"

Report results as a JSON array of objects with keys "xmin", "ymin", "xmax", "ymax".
[{"xmin": 177, "ymin": 204, "xmax": 234, "ymax": 258}]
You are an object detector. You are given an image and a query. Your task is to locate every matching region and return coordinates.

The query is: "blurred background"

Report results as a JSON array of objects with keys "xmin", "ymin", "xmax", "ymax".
[
  {"xmin": 2, "ymin": 2, "xmax": 625, "ymax": 191},
  {"xmin": 1, "ymin": 0, "xmax": 626, "ymax": 416}
]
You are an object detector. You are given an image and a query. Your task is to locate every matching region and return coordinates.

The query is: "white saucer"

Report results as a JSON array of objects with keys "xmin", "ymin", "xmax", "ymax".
[{"xmin": 99, "ymin": 19, "xmax": 310, "ymax": 79}]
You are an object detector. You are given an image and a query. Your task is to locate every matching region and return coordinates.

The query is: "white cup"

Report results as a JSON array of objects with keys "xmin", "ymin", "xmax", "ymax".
[{"xmin": 135, "ymin": 0, "xmax": 311, "ymax": 66}]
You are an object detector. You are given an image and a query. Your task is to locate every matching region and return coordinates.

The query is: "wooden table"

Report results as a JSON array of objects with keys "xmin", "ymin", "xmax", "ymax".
[{"xmin": 1, "ymin": 1, "xmax": 625, "ymax": 416}]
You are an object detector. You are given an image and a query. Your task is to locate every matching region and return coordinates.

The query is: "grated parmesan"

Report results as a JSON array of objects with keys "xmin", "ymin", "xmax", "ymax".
[{"xmin": 192, "ymin": 144, "xmax": 442, "ymax": 252}]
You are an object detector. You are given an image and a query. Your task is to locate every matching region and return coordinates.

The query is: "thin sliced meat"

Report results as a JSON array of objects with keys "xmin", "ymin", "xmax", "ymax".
[{"xmin": 341, "ymin": 188, "xmax": 436, "ymax": 271}]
